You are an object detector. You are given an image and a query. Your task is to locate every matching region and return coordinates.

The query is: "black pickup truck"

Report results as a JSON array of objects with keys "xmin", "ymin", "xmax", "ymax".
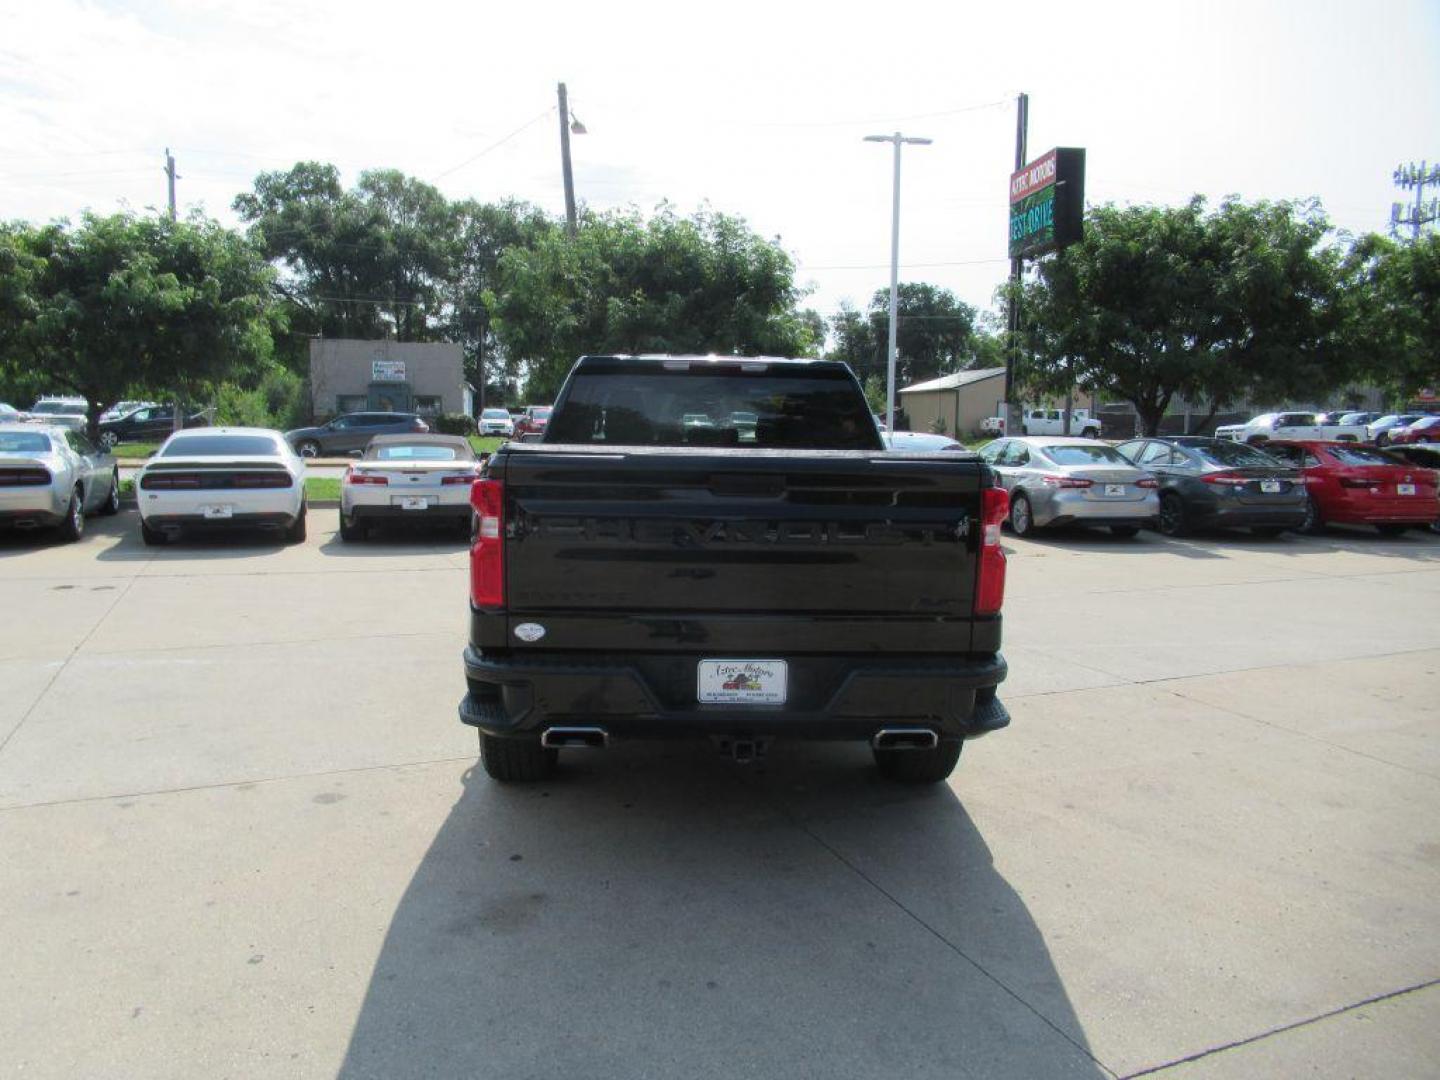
[{"xmin": 459, "ymin": 355, "xmax": 1011, "ymax": 783}]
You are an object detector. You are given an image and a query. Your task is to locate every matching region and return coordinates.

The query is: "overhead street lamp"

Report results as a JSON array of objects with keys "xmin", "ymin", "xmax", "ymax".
[
  {"xmin": 864, "ymin": 132, "xmax": 932, "ymax": 435},
  {"xmin": 558, "ymin": 82, "xmax": 587, "ymax": 236}
]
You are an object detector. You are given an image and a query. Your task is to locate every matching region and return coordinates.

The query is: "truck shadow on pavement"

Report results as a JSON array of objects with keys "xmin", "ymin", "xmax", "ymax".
[{"xmin": 338, "ymin": 742, "xmax": 1107, "ymax": 1080}]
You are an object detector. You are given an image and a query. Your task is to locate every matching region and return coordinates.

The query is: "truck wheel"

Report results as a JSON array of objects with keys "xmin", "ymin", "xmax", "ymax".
[
  {"xmin": 1009, "ymin": 493, "xmax": 1035, "ymax": 537},
  {"xmin": 480, "ymin": 732, "xmax": 557, "ymax": 782},
  {"xmin": 874, "ymin": 740, "xmax": 962, "ymax": 783}
]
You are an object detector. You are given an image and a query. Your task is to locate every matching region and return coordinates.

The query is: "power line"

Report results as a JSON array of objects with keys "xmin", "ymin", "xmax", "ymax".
[
  {"xmin": 798, "ymin": 257, "xmax": 1010, "ymax": 270},
  {"xmin": 431, "ymin": 108, "xmax": 555, "ymax": 182}
]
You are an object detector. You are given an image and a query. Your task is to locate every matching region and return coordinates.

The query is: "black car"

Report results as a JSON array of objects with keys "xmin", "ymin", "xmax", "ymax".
[
  {"xmin": 1114, "ymin": 436, "xmax": 1306, "ymax": 537},
  {"xmin": 96, "ymin": 404, "xmax": 208, "ymax": 448},
  {"xmin": 284, "ymin": 412, "xmax": 430, "ymax": 458}
]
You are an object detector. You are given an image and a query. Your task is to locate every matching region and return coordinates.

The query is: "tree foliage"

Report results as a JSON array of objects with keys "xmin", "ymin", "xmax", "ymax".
[
  {"xmin": 1355, "ymin": 233, "xmax": 1440, "ymax": 397},
  {"xmin": 1012, "ymin": 197, "xmax": 1361, "ymax": 433},
  {"xmin": 0, "ymin": 212, "xmax": 276, "ymax": 433},
  {"xmin": 485, "ymin": 206, "xmax": 818, "ymax": 400},
  {"xmin": 826, "ymin": 284, "xmax": 995, "ymax": 389}
]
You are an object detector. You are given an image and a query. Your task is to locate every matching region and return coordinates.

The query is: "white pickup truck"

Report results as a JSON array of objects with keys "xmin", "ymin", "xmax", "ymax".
[
  {"xmin": 1216, "ymin": 412, "xmax": 1367, "ymax": 444},
  {"xmin": 1020, "ymin": 408, "xmax": 1102, "ymax": 438}
]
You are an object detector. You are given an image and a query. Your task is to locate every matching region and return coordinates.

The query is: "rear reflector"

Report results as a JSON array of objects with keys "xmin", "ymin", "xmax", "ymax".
[
  {"xmin": 469, "ymin": 478, "xmax": 504, "ymax": 608},
  {"xmin": 976, "ymin": 485, "xmax": 1009, "ymax": 616},
  {"xmin": 1040, "ymin": 474, "xmax": 1092, "ymax": 488}
]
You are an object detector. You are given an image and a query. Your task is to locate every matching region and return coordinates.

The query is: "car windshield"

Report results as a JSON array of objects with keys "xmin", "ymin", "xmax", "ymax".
[
  {"xmin": 1041, "ymin": 444, "xmax": 1130, "ymax": 466},
  {"xmin": 371, "ymin": 444, "xmax": 471, "ymax": 461},
  {"xmin": 481, "ymin": 409, "xmax": 509, "ymax": 420},
  {"xmin": 546, "ymin": 369, "xmax": 883, "ymax": 450},
  {"xmin": 160, "ymin": 434, "xmax": 280, "ymax": 457},
  {"xmin": 1327, "ymin": 446, "xmax": 1405, "ymax": 466},
  {"xmin": 0, "ymin": 432, "xmax": 52, "ymax": 453},
  {"xmin": 1189, "ymin": 441, "xmax": 1280, "ymax": 467}
]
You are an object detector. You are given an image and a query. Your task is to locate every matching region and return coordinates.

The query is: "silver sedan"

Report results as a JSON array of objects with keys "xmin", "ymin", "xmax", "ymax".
[
  {"xmin": 0, "ymin": 424, "xmax": 120, "ymax": 541},
  {"xmin": 979, "ymin": 436, "xmax": 1159, "ymax": 537}
]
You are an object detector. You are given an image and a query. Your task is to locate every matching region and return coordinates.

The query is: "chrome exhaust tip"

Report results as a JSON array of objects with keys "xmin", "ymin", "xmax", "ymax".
[
  {"xmin": 872, "ymin": 727, "xmax": 939, "ymax": 751},
  {"xmin": 540, "ymin": 726, "xmax": 609, "ymax": 749}
]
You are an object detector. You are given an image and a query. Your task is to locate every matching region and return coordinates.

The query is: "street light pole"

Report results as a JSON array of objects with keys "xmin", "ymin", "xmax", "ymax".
[
  {"xmin": 557, "ymin": 82, "xmax": 587, "ymax": 237},
  {"xmin": 864, "ymin": 132, "xmax": 932, "ymax": 434}
]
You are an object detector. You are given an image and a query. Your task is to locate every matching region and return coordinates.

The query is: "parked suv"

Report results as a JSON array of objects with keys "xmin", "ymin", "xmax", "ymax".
[
  {"xmin": 284, "ymin": 412, "xmax": 429, "ymax": 457},
  {"xmin": 97, "ymin": 404, "xmax": 209, "ymax": 448}
]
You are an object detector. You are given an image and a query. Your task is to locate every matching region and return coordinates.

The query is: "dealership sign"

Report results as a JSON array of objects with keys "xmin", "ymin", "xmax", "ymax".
[{"xmin": 1008, "ymin": 147, "xmax": 1086, "ymax": 259}]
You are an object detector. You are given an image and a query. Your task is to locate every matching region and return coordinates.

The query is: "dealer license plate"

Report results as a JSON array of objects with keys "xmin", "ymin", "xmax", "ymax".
[
  {"xmin": 1260, "ymin": 480, "xmax": 1282, "ymax": 493},
  {"xmin": 1105, "ymin": 484, "xmax": 1125, "ymax": 496},
  {"xmin": 697, "ymin": 660, "xmax": 787, "ymax": 704},
  {"xmin": 1397, "ymin": 483, "xmax": 1416, "ymax": 496},
  {"xmin": 201, "ymin": 505, "xmax": 233, "ymax": 520},
  {"xmin": 400, "ymin": 496, "xmax": 429, "ymax": 510}
]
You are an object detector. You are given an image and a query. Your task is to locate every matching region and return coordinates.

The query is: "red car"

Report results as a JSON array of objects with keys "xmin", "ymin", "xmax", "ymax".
[
  {"xmin": 514, "ymin": 405, "xmax": 552, "ymax": 438},
  {"xmin": 1387, "ymin": 415, "xmax": 1440, "ymax": 446},
  {"xmin": 1264, "ymin": 440, "xmax": 1439, "ymax": 535}
]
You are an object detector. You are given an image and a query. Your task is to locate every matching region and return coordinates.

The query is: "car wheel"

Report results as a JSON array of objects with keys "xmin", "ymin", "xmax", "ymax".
[
  {"xmin": 1009, "ymin": 493, "xmax": 1034, "ymax": 537},
  {"xmin": 338, "ymin": 510, "xmax": 364, "ymax": 543},
  {"xmin": 140, "ymin": 518, "xmax": 167, "ymax": 546},
  {"xmin": 479, "ymin": 732, "xmax": 558, "ymax": 782},
  {"xmin": 1375, "ymin": 432, "xmax": 1389, "ymax": 447},
  {"xmin": 56, "ymin": 486, "xmax": 85, "ymax": 543},
  {"xmin": 1158, "ymin": 493, "xmax": 1188, "ymax": 536},
  {"xmin": 1110, "ymin": 525, "xmax": 1140, "ymax": 538},
  {"xmin": 1298, "ymin": 497, "xmax": 1325, "ymax": 535},
  {"xmin": 98, "ymin": 431, "xmax": 118, "ymax": 450},
  {"xmin": 1251, "ymin": 526, "xmax": 1286, "ymax": 538},
  {"xmin": 297, "ymin": 440, "xmax": 321, "ymax": 459},
  {"xmin": 98, "ymin": 470, "xmax": 121, "ymax": 516},
  {"xmin": 874, "ymin": 740, "xmax": 962, "ymax": 783},
  {"xmin": 286, "ymin": 502, "xmax": 308, "ymax": 544},
  {"xmin": 1376, "ymin": 523, "xmax": 1408, "ymax": 537}
]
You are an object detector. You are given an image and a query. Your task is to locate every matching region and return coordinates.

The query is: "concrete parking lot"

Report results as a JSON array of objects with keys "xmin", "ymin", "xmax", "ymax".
[{"xmin": 1, "ymin": 513, "xmax": 1437, "ymax": 1079}]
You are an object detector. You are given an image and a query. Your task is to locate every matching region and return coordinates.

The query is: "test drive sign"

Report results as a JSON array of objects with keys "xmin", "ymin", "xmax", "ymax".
[{"xmin": 1008, "ymin": 147, "xmax": 1085, "ymax": 259}]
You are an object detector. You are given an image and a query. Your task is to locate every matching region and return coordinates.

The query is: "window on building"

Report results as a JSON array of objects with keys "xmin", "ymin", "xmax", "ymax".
[
  {"xmin": 413, "ymin": 395, "xmax": 442, "ymax": 417},
  {"xmin": 337, "ymin": 395, "xmax": 367, "ymax": 415}
]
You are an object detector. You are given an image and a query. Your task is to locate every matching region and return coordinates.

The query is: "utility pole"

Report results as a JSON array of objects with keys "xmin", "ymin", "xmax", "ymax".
[
  {"xmin": 164, "ymin": 148, "xmax": 178, "ymax": 220},
  {"xmin": 1004, "ymin": 93, "xmax": 1028, "ymax": 439},
  {"xmin": 1391, "ymin": 161, "xmax": 1440, "ymax": 240},
  {"xmin": 863, "ymin": 132, "xmax": 932, "ymax": 434},
  {"xmin": 557, "ymin": 83, "xmax": 579, "ymax": 237}
]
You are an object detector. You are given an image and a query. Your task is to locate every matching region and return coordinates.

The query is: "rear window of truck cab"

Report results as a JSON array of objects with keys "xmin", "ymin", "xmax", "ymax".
[{"xmin": 545, "ymin": 365, "xmax": 883, "ymax": 451}]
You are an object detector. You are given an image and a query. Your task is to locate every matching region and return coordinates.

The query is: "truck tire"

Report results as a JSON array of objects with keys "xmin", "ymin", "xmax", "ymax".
[
  {"xmin": 480, "ymin": 732, "xmax": 558, "ymax": 782},
  {"xmin": 874, "ymin": 740, "xmax": 962, "ymax": 783}
]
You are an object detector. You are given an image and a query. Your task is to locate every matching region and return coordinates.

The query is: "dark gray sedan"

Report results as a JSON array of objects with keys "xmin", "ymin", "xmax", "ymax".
[
  {"xmin": 1114, "ymin": 436, "xmax": 1306, "ymax": 537},
  {"xmin": 978, "ymin": 437, "xmax": 1159, "ymax": 537},
  {"xmin": 285, "ymin": 412, "xmax": 430, "ymax": 458}
]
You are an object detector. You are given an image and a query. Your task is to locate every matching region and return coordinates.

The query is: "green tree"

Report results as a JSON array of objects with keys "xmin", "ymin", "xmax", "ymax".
[
  {"xmin": 0, "ymin": 212, "xmax": 277, "ymax": 435},
  {"xmin": 1013, "ymin": 197, "xmax": 1357, "ymax": 434},
  {"xmin": 487, "ymin": 206, "xmax": 815, "ymax": 400},
  {"xmin": 871, "ymin": 283, "xmax": 979, "ymax": 387},
  {"xmin": 1356, "ymin": 233, "xmax": 1440, "ymax": 398}
]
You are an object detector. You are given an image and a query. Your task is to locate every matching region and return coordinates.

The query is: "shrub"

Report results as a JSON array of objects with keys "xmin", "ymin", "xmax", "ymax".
[{"xmin": 431, "ymin": 413, "xmax": 476, "ymax": 435}]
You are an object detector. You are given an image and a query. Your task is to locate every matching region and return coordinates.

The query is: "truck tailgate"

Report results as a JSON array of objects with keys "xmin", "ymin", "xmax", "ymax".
[{"xmin": 496, "ymin": 446, "xmax": 987, "ymax": 654}]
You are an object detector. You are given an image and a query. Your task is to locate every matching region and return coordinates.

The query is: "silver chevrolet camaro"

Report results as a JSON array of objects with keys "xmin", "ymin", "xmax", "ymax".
[
  {"xmin": 338, "ymin": 434, "xmax": 481, "ymax": 541},
  {"xmin": 0, "ymin": 423, "xmax": 120, "ymax": 541},
  {"xmin": 979, "ymin": 436, "xmax": 1160, "ymax": 537}
]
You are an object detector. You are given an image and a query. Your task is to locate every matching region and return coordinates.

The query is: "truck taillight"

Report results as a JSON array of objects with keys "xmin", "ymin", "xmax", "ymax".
[
  {"xmin": 469, "ymin": 478, "xmax": 505, "ymax": 608},
  {"xmin": 976, "ymin": 484, "xmax": 1009, "ymax": 616}
]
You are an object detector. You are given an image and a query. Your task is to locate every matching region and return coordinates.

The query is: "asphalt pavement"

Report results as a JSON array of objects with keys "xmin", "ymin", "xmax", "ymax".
[{"xmin": 0, "ymin": 515, "xmax": 1437, "ymax": 1078}]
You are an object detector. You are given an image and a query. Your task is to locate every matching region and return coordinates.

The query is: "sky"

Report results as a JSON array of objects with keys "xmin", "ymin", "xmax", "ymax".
[{"xmin": 3, "ymin": 0, "xmax": 1438, "ymax": 329}]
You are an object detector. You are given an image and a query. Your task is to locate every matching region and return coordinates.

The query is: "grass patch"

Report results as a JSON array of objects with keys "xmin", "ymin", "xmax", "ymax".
[
  {"xmin": 305, "ymin": 477, "xmax": 340, "ymax": 501},
  {"xmin": 467, "ymin": 435, "xmax": 506, "ymax": 456},
  {"xmin": 111, "ymin": 442, "xmax": 160, "ymax": 460}
]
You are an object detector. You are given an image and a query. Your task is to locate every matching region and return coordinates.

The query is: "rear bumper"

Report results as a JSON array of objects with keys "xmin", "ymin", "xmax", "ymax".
[
  {"xmin": 346, "ymin": 503, "xmax": 471, "ymax": 522},
  {"xmin": 1033, "ymin": 489, "xmax": 1159, "ymax": 528},
  {"xmin": 1319, "ymin": 495, "xmax": 1439, "ymax": 525},
  {"xmin": 0, "ymin": 507, "xmax": 64, "ymax": 528},
  {"xmin": 1193, "ymin": 501, "xmax": 1308, "ymax": 529},
  {"xmin": 142, "ymin": 511, "xmax": 298, "ymax": 532},
  {"xmin": 459, "ymin": 645, "xmax": 1008, "ymax": 743}
]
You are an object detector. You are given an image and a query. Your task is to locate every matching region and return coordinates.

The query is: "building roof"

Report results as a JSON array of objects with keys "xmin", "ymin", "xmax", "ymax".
[{"xmin": 898, "ymin": 367, "xmax": 1006, "ymax": 395}]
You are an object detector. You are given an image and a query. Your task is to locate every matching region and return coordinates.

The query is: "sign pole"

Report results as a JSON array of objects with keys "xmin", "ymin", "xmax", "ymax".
[{"xmin": 1005, "ymin": 93, "xmax": 1028, "ymax": 440}]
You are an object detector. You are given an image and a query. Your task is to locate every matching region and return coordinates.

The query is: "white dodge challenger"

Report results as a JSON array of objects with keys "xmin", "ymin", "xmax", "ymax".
[{"xmin": 136, "ymin": 427, "xmax": 306, "ymax": 545}]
